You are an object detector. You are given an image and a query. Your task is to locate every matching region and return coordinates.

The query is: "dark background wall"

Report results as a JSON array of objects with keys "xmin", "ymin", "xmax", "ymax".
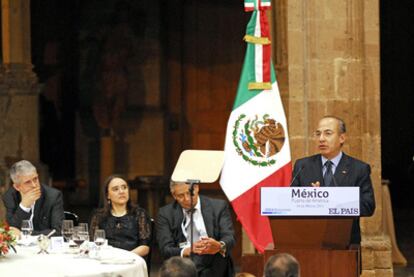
[
  {"xmin": 29, "ymin": 0, "xmax": 247, "ymax": 264},
  {"xmin": 380, "ymin": 0, "xmax": 414, "ymax": 209},
  {"xmin": 31, "ymin": 0, "xmax": 79, "ymax": 180}
]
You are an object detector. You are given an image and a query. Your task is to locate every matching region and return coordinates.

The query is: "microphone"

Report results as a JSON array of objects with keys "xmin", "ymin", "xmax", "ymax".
[{"xmin": 289, "ymin": 165, "xmax": 305, "ymax": 187}]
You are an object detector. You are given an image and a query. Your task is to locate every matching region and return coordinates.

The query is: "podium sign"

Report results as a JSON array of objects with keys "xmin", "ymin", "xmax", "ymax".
[{"xmin": 261, "ymin": 187, "xmax": 360, "ymax": 216}]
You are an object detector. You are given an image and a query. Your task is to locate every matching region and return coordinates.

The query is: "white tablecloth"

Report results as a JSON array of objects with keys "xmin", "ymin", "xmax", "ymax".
[{"xmin": 0, "ymin": 244, "xmax": 148, "ymax": 277}]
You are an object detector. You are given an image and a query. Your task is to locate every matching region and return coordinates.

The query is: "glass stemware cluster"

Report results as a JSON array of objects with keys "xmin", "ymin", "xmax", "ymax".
[{"xmin": 61, "ymin": 220, "xmax": 105, "ymax": 258}]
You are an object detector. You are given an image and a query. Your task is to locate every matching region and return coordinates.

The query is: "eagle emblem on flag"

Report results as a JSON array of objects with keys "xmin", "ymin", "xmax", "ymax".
[{"xmin": 233, "ymin": 114, "xmax": 286, "ymax": 167}]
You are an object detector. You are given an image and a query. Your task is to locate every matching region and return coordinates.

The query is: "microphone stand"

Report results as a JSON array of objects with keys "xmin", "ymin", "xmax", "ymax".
[{"xmin": 186, "ymin": 179, "xmax": 200, "ymax": 261}]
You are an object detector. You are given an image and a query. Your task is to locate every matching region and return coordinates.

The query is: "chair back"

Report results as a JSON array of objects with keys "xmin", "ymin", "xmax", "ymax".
[
  {"xmin": 64, "ymin": 211, "xmax": 80, "ymax": 226},
  {"xmin": 145, "ymin": 217, "xmax": 155, "ymax": 275}
]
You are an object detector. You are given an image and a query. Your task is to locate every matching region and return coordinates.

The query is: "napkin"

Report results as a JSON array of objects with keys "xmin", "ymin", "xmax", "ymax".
[{"xmin": 17, "ymin": 235, "xmax": 38, "ymax": 246}]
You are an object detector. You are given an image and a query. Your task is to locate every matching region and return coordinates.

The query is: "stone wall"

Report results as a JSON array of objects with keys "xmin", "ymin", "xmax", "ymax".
[
  {"xmin": 284, "ymin": 0, "xmax": 392, "ymax": 275},
  {"xmin": 0, "ymin": 0, "xmax": 40, "ymax": 220}
]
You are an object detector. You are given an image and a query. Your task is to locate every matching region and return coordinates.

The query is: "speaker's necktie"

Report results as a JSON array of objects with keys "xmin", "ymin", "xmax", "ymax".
[{"xmin": 324, "ymin": 160, "xmax": 334, "ymax": 187}]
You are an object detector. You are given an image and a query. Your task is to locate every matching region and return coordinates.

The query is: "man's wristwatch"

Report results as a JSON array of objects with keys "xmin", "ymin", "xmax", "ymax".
[{"xmin": 219, "ymin": 241, "xmax": 227, "ymax": 256}]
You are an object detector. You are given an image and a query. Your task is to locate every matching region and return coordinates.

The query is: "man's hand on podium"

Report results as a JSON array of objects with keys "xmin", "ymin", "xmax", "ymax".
[{"xmin": 311, "ymin": 181, "xmax": 320, "ymax": 187}]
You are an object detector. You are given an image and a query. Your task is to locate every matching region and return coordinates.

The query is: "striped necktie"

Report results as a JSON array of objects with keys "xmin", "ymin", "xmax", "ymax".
[{"xmin": 324, "ymin": 160, "xmax": 334, "ymax": 186}]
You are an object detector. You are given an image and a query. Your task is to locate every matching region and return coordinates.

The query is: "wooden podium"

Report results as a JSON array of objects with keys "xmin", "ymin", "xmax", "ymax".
[{"xmin": 241, "ymin": 217, "xmax": 360, "ymax": 277}]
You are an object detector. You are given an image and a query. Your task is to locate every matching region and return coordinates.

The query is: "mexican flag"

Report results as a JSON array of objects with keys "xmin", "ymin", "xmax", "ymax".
[{"xmin": 220, "ymin": 1, "xmax": 292, "ymax": 253}]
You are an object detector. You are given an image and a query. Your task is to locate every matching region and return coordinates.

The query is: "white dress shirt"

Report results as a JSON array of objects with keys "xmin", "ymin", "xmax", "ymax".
[{"xmin": 180, "ymin": 196, "xmax": 207, "ymax": 256}]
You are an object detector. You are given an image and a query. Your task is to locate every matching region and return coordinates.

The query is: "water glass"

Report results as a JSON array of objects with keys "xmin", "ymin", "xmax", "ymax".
[
  {"xmin": 78, "ymin": 223, "xmax": 88, "ymax": 232},
  {"xmin": 94, "ymin": 229, "xmax": 105, "ymax": 246},
  {"xmin": 62, "ymin": 220, "xmax": 74, "ymax": 243},
  {"xmin": 94, "ymin": 229, "xmax": 106, "ymax": 258},
  {"xmin": 21, "ymin": 220, "xmax": 33, "ymax": 240}
]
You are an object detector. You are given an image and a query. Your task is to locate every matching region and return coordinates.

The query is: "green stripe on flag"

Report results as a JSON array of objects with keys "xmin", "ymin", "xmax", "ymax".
[
  {"xmin": 246, "ymin": 11, "xmax": 257, "ymax": 36},
  {"xmin": 233, "ymin": 12, "xmax": 277, "ymax": 110},
  {"xmin": 232, "ymin": 59, "xmax": 276, "ymax": 110}
]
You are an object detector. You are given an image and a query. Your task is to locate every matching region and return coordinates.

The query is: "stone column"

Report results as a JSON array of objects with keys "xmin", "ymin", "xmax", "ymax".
[
  {"xmin": 286, "ymin": 0, "xmax": 391, "ymax": 276},
  {"xmin": 99, "ymin": 134, "xmax": 114, "ymax": 202},
  {"xmin": 0, "ymin": 0, "xmax": 39, "ymax": 218}
]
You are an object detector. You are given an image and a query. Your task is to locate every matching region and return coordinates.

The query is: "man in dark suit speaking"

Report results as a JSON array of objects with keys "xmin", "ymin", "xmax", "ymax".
[
  {"xmin": 291, "ymin": 116, "xmax": 375, "ymax": 244},
  {"xmin": 156, "ymin": 181, "xmax": 235, "ymax": 277}
]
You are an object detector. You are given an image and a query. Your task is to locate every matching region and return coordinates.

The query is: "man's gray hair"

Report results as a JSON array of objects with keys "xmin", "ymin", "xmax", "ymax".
[
  {"xmin": 10, "ymin": 160, "xmax": 37, "ymax": 183},
  {"xmin": 169, "ymin": 180, "xmax": 177, "ymax": 191},
  {"xmin": 322, "ymin": 115, "xmax": 346, "ymax": 134},
  {"xmin": 169, "ymin": 180, "xmax": 190, "ymax": 191},
  {"xmin": 169, "ymin": 180, "xmax": 199, "ymax": 192}
]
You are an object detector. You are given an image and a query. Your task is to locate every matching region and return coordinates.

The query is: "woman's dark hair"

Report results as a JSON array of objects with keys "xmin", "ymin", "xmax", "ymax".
[{"xmin": 102, "ymin": 174, "xmax": 133, "ymax": 214}]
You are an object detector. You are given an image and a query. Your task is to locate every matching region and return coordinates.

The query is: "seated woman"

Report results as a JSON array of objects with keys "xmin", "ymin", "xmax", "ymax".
[{"xmin": 90, "ymin": 175, "xmax": 151, "ymax": 257}]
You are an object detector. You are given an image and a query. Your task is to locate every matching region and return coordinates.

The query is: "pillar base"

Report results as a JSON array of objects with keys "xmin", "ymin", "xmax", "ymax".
[{"xmin": 361, "ymin": 234, "xmax": 393, "ymax": 277}]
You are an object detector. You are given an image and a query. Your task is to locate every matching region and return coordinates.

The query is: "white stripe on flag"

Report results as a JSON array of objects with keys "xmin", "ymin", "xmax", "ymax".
[
  {"xmin": 254, "ymin": 11, "xmax": 263, "ymax": 82},
  {"xmin": 220, "ymin": 83, "xmax": 291, "ymax": 201}
]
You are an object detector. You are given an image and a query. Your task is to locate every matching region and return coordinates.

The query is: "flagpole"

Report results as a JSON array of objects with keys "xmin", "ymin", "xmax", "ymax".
[{"xmin": 220, "ymin": 0, "xmax": 292, "ymax": 253}]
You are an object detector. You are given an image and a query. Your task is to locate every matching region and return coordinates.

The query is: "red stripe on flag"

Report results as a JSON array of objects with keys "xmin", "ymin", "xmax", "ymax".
[
  {"xmin": 259, "ymin": 11, "xmax": 271, "ymax": 83},
  {"xmin": 230, "ymin": 162, "xmax": 292, "ymax": 253}
]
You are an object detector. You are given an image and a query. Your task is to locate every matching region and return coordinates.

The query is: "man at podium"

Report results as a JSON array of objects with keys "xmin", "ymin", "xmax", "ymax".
[{"xmin": 290, "ymin": 115, "xmax": 375, "ymax": 244}]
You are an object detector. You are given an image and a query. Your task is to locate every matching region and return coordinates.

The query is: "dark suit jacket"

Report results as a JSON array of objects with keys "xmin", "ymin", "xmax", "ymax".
[
  {"xmin": 2, "ymin": 184, "xmax": 64, "ymax": 235},
  {"xmin": 291, "ymin": 153, "xmax": 376, "ymax": 244},
  {"xmin": 156, "ymin": 195, "xmax": 235, "ymax": 277}
]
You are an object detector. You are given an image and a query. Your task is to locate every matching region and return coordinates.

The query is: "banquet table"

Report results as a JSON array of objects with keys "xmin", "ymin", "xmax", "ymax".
[{"xmin": 0, "ymin": 243, "xmax": 148, "ymax": 277}]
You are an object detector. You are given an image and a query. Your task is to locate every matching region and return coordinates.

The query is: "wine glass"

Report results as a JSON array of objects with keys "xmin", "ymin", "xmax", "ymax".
[
  {"xmin": 94, "ymin": 229, "xmax": 105, "ymax": 258},
  {"xmin": 62, "ymin": 220, "xmax": 74, "ymax": 243},
  {"xmin": 21, "ymin": 220, "xmax": 33, "ymax": 240},
  {"xmin": 72, "ymin": 226, "xmax": 89, "ymax": 257},
  {"xmin": 78, "ymin": 223, "xmax": 88, "ymax": 232},
  {"xmin": 78, "ymin": 223, "xmax": 89, "ymax": 241},
  {"xmin": 72, "ymin": 226, "xmax": 89, "ymax": 247}
]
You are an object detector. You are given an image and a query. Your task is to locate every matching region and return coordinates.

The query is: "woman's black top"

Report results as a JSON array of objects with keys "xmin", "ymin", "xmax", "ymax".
[{"xmin": 90, "ymin": 206, "xmax": 151, "ymax": 251}]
